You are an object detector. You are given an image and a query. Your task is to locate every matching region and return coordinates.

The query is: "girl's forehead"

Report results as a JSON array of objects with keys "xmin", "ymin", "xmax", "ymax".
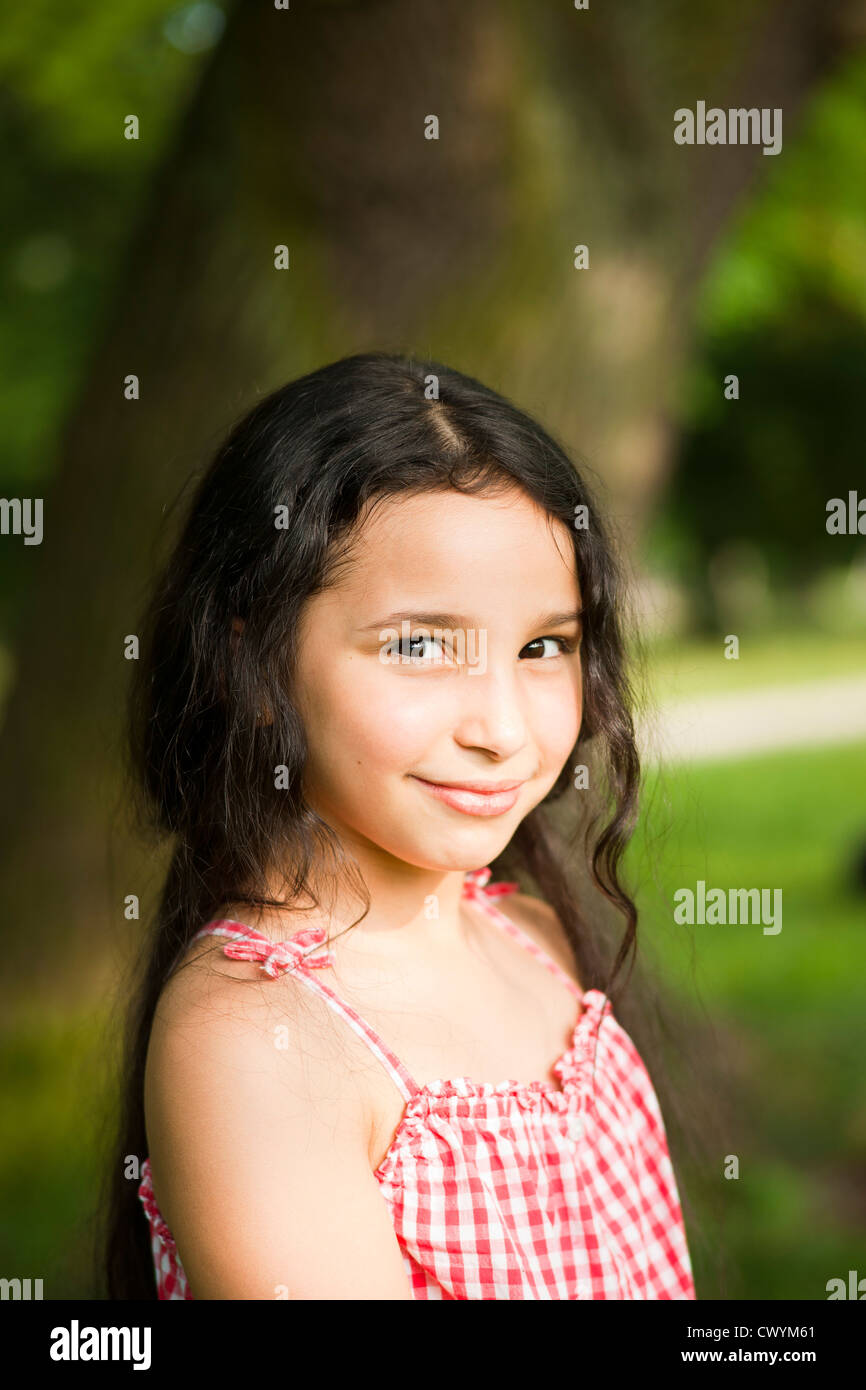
[
  {"xmin": 350, "ymin": 487, "xmax": 574, "ymax": 557},
  {"xmin": 328, "ymin": 491, "xmax": 580, "ymax": 612},
  {"xmin": 360, "ymin": 485, "xmax": 537, "ymax": 523}
]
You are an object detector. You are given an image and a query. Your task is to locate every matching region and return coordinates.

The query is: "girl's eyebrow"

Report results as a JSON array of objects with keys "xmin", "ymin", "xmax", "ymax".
[{"xmin": 360, "ymin": 607, "xmax": 583, "ymax": 631}]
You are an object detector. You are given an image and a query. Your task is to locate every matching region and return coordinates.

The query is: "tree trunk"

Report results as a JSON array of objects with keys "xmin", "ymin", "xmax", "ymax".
[{"xmin": 0, "ymin": 0, "xmax": 860, "ymax": 986}]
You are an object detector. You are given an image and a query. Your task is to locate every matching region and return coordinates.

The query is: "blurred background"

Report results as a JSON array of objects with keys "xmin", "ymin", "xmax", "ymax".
[{"xmin": 0, "ymin": 0, "xmax": 864, "ymax": 1300}]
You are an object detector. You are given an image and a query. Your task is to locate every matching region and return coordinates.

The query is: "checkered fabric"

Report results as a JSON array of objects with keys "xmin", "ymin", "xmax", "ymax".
[{"xmin": 138, "ymin": 867, "xmax": 696, "ymax": 1299}]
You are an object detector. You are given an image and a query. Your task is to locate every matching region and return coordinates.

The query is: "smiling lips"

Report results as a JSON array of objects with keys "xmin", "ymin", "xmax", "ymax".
[{"xmin": 411, "ymin": 776, "xmax": 525, "ymax": 817}]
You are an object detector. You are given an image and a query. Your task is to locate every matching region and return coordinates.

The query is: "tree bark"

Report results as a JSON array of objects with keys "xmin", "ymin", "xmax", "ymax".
[{"xmin": 0, "ymin": 0, "xmax": 861, "ymax": 985}]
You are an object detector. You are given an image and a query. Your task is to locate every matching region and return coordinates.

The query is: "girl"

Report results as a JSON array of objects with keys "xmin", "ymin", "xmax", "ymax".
[{"xmin": 103, "ymin": 351, "xmax": 697, "ymax": 1300}]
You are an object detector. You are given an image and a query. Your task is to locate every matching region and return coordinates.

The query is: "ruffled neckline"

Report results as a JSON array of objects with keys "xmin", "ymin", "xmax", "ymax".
[
  {"xmin": 139, "ymin": 991, "xmax": 612, "ymax": 1250},
  {"xmin": 373, "ymin": 988, "xmax": 612, "ymax": 1182}
]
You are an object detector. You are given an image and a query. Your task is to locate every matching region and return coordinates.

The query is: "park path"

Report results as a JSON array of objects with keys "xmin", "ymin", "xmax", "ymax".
[{"xmin": 637, "ymin": 672, "xmax": 866, "ymax": 764}]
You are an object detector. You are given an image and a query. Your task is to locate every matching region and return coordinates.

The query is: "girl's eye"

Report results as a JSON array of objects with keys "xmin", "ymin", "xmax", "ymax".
[
  {"xmin": 386, "ymin": 633, "xmax": 580, "ymax": 666},
  {"xmin": 399, "ymin": 635, "xmax": 451, "ymax": 663},
  {"xmin": 520, "ymin": 636, "xmax": 578, "ymax": 660}
]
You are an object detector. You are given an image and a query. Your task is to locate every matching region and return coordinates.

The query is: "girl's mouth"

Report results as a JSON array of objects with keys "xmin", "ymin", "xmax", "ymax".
[{"xmin": 409, "ymin": 776, "xmax": 524, "ymax": 817}]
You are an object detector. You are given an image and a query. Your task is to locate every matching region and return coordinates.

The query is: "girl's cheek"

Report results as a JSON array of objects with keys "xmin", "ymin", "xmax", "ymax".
[
  {"xmin": 359, "ymin": 694, "xmax": 440, "ymax": 763},
  {"xmin": 532, "ymin": 679, "xmax": 583, "ymax": 757},
  {"xmin": 323, "ymin": 666, "xmax": 436, "ymax": 760}
]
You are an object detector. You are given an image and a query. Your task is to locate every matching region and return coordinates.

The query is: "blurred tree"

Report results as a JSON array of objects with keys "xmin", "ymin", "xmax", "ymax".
[
  {"xmin": 0, "ymin": 0, "xmax": 864, "ymax": 978},
  {"xmin": 0, "ymin": 0, "xmax": 221, "ymax": 637},
  {"xmin": 664, "ymin": 294, "xmax": 866, "ymax": 630},
  {"xmin": 647, "ymin": 52, "xmax": 866, "ymax": 632}
]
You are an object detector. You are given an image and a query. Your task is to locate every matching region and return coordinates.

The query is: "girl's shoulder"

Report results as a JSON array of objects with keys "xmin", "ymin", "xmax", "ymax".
[
  {"xmin": 144, "ymin": 915, "xmax": 374, "ymax": 1182},
  {"xmin": 148, "ymin": 907, "xmax": 372, "ymax": 1098},
  {"xmin": 153, "ymin": 909, "xmax": 348, "ymax": 1044}
]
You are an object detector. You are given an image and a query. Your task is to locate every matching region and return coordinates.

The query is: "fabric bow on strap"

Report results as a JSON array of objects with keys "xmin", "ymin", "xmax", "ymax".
[
  {"xmin": 218, "ymin": 924, "xmax": 336, "ymax": 979},
  {"xmin": 463, "ymin": 866, "xmax": 520, "ymax": 899}
]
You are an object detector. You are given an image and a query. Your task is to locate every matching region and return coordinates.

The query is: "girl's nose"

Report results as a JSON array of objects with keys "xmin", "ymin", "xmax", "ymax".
[{"xmin": 451, "ymin": 664, "xmax": 529, "ymax": 760}]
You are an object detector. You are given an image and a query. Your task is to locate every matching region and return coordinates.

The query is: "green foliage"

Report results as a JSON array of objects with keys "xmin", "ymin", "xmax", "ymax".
[
  {"xmin": 0, "ymin": 1, "xmax": 228, "ymax": 633},
  {"xmin": 654, "ymin": 54, "xmax": 866, "ymax": 629},
  {"xmin": 0, "ymin": 1, "xmax": 225, "ymax": 477}
]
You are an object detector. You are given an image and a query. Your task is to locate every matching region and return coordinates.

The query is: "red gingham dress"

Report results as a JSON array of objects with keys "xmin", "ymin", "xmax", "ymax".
[{"xmin": 138, "ymin": 866, "xmax": 696, "ymax": 1300}]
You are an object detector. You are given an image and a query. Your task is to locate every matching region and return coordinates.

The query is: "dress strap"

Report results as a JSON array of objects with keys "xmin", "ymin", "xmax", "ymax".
[
  {"xmin": 192, "ymin": 918, "xmax": 421, "ymax": 1102},
  {"xmin": 193, "ymin": 868, "xmax": 578, "ymax": 1106},
  {"xmin": 462, "ymin": 867, "xmax": 583, "ymax": 1001}
]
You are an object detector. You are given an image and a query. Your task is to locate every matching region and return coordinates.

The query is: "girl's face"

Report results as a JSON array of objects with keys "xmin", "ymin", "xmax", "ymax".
[{"xmin": 293, "ymin": 487, "xmax": 583, "ymax": 876}]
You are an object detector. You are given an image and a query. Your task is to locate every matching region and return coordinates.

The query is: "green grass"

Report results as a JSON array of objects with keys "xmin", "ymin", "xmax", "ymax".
[
  {"xmin": 626, "ymin": 738, "xmax": 866, "ymax": 1299},
  {"xmin": 0, "ymin": 1004, "xmax": 114, "ymax": 1297},
  {"xmin": 639, "ymin": 630, "xmax": 866, "ymax": 702}
]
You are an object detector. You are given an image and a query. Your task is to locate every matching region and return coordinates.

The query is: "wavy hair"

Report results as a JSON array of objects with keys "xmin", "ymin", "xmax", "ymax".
[{"xmin": 100, "ymin": 351, "xmax": 721, "ymax": 1298}]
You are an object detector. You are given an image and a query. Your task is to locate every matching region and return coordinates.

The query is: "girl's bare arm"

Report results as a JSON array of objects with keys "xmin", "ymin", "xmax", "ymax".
[{"xmin": 144, "ymin": 962, "xmax": 413, "ymax": 1300}]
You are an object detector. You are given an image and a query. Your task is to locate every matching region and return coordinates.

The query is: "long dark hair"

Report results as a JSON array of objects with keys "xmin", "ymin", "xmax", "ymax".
[{"xmin": 99, "ymin": 351, "xmax": 726, "ymax": 1298}]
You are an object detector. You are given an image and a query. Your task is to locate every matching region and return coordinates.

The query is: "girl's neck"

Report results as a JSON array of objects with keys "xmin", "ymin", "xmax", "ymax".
[{"xmin": 210, "ymin": 865, "xmax": 480, "ymax": 954}]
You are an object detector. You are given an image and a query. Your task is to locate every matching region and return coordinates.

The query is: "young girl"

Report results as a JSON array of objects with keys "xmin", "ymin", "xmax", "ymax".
[{"xmin": 104, "ymin": 351, "xmax": 697, "ymax": 1300}]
